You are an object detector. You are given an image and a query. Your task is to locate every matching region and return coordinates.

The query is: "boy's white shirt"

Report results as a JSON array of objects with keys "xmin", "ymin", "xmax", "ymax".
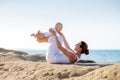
[
  {"xmin": 44, "ymin": 28, "xmax": 59, "ymax": 37},
  {"xmin": 44, "ymin": 28, "xmax": 65, "ymax": 51}
]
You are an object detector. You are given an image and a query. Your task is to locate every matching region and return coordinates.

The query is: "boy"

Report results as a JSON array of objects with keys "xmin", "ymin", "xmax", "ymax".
[{"xmin": 31, "ymin": 22, "xmax": 63, "ymax": 42}]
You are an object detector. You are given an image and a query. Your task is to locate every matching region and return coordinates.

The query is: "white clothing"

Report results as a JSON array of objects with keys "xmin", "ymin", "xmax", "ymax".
[
  {"xmin": 75, "ymin": 54, "xmax": 80, "ymax": 63},
  {"xmin": 46, "ymin": 36, "xmax": 71, "ymax": 63},
  {"xmin": 44, "ymin": 28, "xmax": 80, "ymax": 63},
  {"xmin": 43, "ymin": 28, "xmax": 60, "ymax": 37},
  {"xmin": 44, "ymin": 32, "xmax": 51, "ymax": 37}
]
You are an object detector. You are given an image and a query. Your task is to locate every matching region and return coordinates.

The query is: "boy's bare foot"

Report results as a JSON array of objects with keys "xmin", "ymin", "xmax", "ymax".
[
  {"xmin": 31, "ymin": 33, "xmax": 35, "ymax": 37},
  {"xmin": 31, "ymin": 30, "xmax": 45, "ymax": 39},
  {"xmin": 36, "ymin": 30, "xmax": 45, "ymax": 39}
]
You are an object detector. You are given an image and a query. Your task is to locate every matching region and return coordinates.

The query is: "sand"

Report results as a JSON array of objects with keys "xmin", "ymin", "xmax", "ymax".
[{"xmin": 0, "ymin": 48, "xmax": 120, "ymax": 80}]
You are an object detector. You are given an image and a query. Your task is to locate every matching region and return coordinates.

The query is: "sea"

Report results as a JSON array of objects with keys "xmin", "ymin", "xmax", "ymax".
[{"xmin": 17, "ymin": 49, "xmax": 120, "ymax": 63}]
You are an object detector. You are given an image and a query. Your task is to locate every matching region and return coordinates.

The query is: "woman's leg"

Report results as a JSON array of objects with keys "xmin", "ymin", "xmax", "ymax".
[
  {"xmin": 46, "ymin": 36, "xmax": 70, "ymax": 63},
  {"xmin": 46, "ymin": 36, "xmax": 60, "ymax": 63}
]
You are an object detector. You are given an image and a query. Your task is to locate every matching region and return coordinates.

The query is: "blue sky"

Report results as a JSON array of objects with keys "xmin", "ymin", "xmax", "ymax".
[{"xmin": 0, "ymin": 0, "xmax": 120, "ymax": 50}]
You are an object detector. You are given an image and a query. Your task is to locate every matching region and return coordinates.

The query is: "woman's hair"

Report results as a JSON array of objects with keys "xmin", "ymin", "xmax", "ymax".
[{"xmin": 80, "ymin": 41, "xmax": 89, "ymax": 55}]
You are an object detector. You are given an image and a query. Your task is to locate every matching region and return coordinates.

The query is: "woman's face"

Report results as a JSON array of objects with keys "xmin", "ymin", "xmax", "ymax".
[{"xmin": 74, "ymin": 42, "xmax": 82, "ymax": 52}]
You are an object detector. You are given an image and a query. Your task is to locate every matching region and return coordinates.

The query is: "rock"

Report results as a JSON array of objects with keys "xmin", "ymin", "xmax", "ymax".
[
  {"xmin": 0, "ymin": 48, "xmax": 46, "ymax": 62},
  {"xmin": 78, "ymin": 60, "xmax": 96, "ymax": 63}
]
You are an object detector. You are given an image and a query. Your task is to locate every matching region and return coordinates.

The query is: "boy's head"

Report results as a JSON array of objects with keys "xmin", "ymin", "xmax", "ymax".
[{"xmin": 55, "ymin": 22, "xmax": 63, "ymax": 32}]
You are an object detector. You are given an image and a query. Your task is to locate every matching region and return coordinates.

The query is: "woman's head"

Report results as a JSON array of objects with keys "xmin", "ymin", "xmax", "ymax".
[
  {"xmin": 55, "ymin": 22, "xmax": 63, "ymax": 32},
  {"xmin": 74, "ymin": 41, "xmax": 89, "ymax": 55}
]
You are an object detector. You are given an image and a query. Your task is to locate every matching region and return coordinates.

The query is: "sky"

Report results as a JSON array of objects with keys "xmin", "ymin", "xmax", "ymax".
[{"xmin": 0, "ymin": 0, "xmax": 120, "ymax": 50}]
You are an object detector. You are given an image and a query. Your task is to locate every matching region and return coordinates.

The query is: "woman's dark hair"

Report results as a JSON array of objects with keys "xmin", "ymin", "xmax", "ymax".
[{"xmin": 80, "ymin": 41, "xmax": 89, "ymax": 55}]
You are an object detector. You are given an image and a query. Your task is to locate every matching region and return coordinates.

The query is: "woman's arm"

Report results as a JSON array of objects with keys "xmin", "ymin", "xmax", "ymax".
[
  {"xmin": 58, "ymin": 32, "xmax": 75, "ymax": 53},
  {"xmin": 49, "ymin": 29, "xmax": 76, "ymax": 62},
  {"xmin": 55, "ymin": 36, "xmax": 76, "ymax": 62}
]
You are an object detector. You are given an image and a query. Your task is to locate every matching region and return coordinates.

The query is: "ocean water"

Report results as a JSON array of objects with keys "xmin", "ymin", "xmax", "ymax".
[
  {"xmin": 20, "ymin": 49, "xmax": 120, "ymax": 63},
  {"xmin": 81, "ymin": 50, "xmax": 120, "ymax": 63}
]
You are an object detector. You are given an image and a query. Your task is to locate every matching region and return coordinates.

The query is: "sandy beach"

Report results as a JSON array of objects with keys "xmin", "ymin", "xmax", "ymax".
[{"xmin": 0, "ymin": 48, "xmax": 120, "ymax": 80}]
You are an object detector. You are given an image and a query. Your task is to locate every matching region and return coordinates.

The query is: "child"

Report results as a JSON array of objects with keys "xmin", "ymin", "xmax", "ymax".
[{"xmin": 31, "ymin": 22, "xmax": 63, "ymax": 42}]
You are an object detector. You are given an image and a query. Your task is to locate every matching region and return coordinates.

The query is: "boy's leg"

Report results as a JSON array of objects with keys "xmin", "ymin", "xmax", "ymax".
[
  {"xmin": 46, "ymin": 36, "xmax": 64, "ymax": 63},
  {"xmin": 37, "ymin": 36, "xmax": 48, "ymax": 43},
  {"xmin": 36, "ymin": 30, "xmax": 45, "ymax": 39},
  {"xmin": 31, "ymin": 30, "xmax": 44, "ymax": 38},
  {"xmin": 31, "ymin": 33, "xmax": 35, "ymax": 37}
]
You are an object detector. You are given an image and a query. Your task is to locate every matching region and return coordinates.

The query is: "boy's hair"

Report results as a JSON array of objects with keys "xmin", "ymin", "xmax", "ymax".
[{"xmin": 55, "ymin": 22, "xmax": 63, "ymax": 27}]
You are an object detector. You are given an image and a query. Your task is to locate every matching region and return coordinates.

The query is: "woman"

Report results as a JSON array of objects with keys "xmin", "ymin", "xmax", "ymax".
[{"xmin": 34, "ymin": 28, "xmax": 89, "ymax": 63}]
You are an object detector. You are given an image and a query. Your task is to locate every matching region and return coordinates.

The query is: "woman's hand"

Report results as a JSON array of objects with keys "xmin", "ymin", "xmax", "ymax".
[
  {"xmin": 49, "ymin": 28, "xmax": 57, "ymax": 36},
  {"xmin": 57, "ymin": 31, "xmax": 64, "ymax": 36}
]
